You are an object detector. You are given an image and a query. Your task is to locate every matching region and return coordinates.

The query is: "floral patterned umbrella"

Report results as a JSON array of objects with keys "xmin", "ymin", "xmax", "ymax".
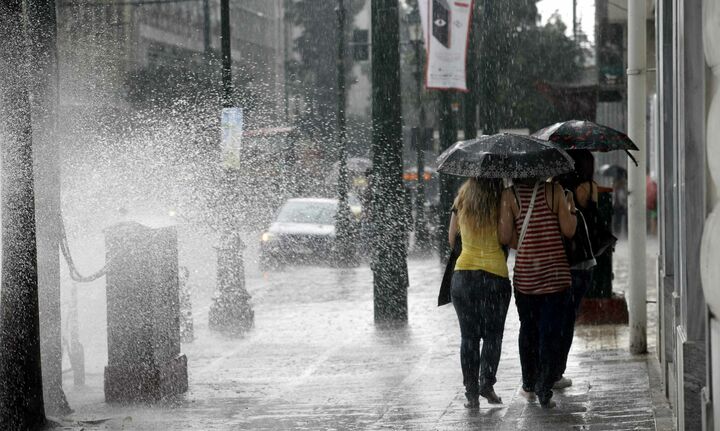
[
  {"xmin": 532, "ymin": 120, "xmax": 639, "ymax": 166},
  {"xmin": 436, "ymin": 133, "xmax": 574, "ymax": 179}
]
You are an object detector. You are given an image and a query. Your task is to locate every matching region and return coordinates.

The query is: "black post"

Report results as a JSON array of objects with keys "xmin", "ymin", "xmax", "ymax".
[
  {"xmin": 371, "ymin": 0, "xmax": 408, "ymax": 323},
  {"xmin": 437, "ymin": 91, "xmax": 456, "ymax": 263},
  {"xmin": 463, "ymin": 2, "xmax": 479, "ymax": 140},
  {"xmin": 572, "ymin": 0, "xmax": 577, "ymax": 41},
  {"xmin": 203, "ymin": 0, "xmax": 211, "ymax": 55},
  {"xmin": 209, "ymin": 0, "xmax": 255, "ymax": 334},
  {"xmin": 335, "ymin": 0, "xmax": 355, "ymax": 265},
  {"xmin": 413, "ymin": 33, "xmax": 430, "ymax": 253},
  {"xmin": 477, "ymin": 0, "xmax": 498, "ymax": 135},
  {"xmin": 26, "ymin": 0, "xmax": 72, "ymax": 415},
  {"xmin": 0, "ymin": 0, "xmax": 47, "ymax": 427},
  {"xmin": 221, "ymin": 0, "xmax": 232, "ymax": 107}
]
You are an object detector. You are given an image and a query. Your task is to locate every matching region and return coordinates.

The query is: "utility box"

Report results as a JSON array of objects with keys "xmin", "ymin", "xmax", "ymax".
[{"xmin": 104, "ymin": 221, "xmax": 188, "ymax": 403}]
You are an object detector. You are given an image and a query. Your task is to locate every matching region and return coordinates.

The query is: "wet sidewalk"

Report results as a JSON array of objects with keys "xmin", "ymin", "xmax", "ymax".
[{"xmin": 59, "ymin": 239, "xmax": 673, "ymax": 430}]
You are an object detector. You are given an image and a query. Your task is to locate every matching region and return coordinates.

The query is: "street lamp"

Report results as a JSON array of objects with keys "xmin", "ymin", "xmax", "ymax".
[
  {"xmin": 407, "ymin": 7, "xmax": 430, "ymax": 253},
  {"xmin": 208, "ymin": 0, "xmax": 254, "ymax": 334}
]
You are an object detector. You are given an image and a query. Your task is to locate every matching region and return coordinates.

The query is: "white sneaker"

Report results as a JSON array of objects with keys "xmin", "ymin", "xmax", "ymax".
[{"xmin": 553, "ymin": 376, "xmax": 572, "ymax": 389}]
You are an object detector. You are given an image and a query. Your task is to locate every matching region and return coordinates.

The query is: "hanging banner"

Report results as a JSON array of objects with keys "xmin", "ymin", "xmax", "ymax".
[
  {"xmin": 418, "ymin": 0, "xmax": 473, "ymax": 91},
  {"xmin": 221, "ymin": 107, "xmax": 244, "ymax": 167}
]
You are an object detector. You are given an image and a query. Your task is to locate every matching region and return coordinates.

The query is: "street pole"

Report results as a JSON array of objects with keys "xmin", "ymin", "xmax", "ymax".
[
  {"xmin": 203, "ymin": 0, "xmax": 211, "ymax": 55},
  {"xmin": 209, "ymin": 0, "xmax": 255, "ymax": 334},
  {"xmin": 221, "ymin": 0, "xmax": 232, "ymax": 108},
  {"xmin": 335, "ymin": 0, "xmax": 355, "ymax": 266},
  {"xmin": 437, "ymin": 91, "xmax": 456, "ymax": 263},
  {"xmin": 26, "ymin": 0, "xmax": 72, "ymax": 415},
  {"xmin": 0, "ymin": 1, "xmax": 46, "ymax": 427},
  {"xmin": 371, "ymin": 0, "xmax": 408, "ymax": 323},
  {"xmin": 477, "ymin": 0, "xmax": 499, "ymax": 136},
  {"xmin": 463, "ymin": 2, "xmax": 479, "ymax": 139},
  {"xmin": 413, "ymin": 32, "xmax": 430, "ymax": 253},
  {"xmin": 627, "ymin": 0, "xmax": 647, "ymax": 354},
  {"xmin": 572, "ymin": 0, "xmax": 577, "ymax": 41}
]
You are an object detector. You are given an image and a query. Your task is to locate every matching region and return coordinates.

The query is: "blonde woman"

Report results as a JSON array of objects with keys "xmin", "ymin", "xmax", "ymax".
[{"xmin": 448, "ymin": 178, "xmax": 511, "ymax": 408}]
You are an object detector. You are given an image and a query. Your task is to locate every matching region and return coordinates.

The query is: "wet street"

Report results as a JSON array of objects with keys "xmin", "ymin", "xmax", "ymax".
[{"xmin": 58, "ymin": 238, "xmax": 673, "ymax": 430}]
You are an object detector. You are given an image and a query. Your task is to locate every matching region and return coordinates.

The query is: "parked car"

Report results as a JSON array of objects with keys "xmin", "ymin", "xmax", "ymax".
[{"xmin": 259, "ymin": 197, "xmax": 359, "ymax": 269}]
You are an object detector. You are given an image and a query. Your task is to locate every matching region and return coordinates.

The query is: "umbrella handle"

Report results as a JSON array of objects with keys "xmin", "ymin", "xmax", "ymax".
[{"xmin": 625, "ymin": 150, "xmax": 639, "ymax": 167}]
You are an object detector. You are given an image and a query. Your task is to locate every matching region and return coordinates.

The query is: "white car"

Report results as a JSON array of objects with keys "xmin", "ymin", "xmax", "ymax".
[{"xmin": 259, "ymin": 198, "xmax": 359, "ymax": 269}]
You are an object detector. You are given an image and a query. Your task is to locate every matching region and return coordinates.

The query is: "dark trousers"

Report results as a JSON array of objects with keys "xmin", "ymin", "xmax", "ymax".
[
  {"xmin": 556, "ymin": 269, "xmax": 594, "ymax": 380},
  {"xmin": 451, "ymin": 270, "xmax": 511, "ymax": 399},
  {"xmin": 515, "ymin": 288, "xmax": 571, "ymax": 404}
]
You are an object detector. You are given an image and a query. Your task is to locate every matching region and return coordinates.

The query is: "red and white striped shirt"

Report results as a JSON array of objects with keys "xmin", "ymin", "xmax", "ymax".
[{"xmin": 513, "ymin": 183, "xmax": 571, "ymax": 295}]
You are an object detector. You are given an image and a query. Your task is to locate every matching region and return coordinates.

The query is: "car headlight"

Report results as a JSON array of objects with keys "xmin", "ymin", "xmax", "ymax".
[{"xmin": 261, "ymin": 232, "xmax": 274, "ymax": 242}]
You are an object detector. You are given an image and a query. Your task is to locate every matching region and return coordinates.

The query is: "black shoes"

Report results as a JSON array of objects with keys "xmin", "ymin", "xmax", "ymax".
[
  {"xmin": 464, "ymin": 394, "xmax": 480, "ymax": 409},
  {"xmin": 479, "ymin": 387, "xmax": 503, "ymax": 404}
]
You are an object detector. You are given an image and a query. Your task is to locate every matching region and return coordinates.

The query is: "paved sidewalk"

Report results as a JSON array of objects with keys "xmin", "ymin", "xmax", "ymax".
[{"xmin": 58, "ymin": 239, "xmax": 672, "ymax": 430}]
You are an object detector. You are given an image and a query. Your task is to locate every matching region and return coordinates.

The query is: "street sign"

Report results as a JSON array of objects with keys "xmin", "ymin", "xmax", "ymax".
[{"xmin": 221, "ymin": 107, "xmax": 243, "ymax": 166}]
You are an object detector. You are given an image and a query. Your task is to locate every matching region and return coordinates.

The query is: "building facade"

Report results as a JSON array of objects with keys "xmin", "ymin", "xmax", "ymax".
[
  {"xmin": 655, "ymin": 0, "xmax": 719, "ymax": 429},
  {"xmin": 57, "ymin": 1, "xmax": 286, "ymax": 128}
]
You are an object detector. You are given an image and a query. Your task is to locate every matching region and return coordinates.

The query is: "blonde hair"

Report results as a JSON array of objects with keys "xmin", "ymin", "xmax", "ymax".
[{"xmin": 453, "ymin": 178, "xmax": 502, "ymax": 229}]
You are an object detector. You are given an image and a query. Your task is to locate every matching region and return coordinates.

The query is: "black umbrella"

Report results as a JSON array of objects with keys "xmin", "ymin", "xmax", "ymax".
[
  {"xmin": 532, "ymin": 120, "xmax": 639, "ymax": 166},
  {"xmin": 436, "ymin": 133, "xmax": 574, "ymax": 179}
]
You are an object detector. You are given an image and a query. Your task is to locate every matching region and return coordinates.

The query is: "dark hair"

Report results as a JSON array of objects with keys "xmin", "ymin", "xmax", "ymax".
[
  {"xmin": 557, "ymin": 149, "xmax": 594, "ymax": 189},
  {"xmin": 571, "ymin": 149, "xmax": 594, "ymax": 183}
]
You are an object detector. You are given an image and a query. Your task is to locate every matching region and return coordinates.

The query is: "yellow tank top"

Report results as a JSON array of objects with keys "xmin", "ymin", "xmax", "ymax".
[{"xmin": 454, "ymin": 218, "xmax": 509, "ymax": 278}]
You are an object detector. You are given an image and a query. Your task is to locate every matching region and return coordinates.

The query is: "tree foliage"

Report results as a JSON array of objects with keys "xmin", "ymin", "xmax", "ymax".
[
  {"xmin": 286, "ymin": 0, "xmax": 365, "ymax": 142},
  {"xmin": 477, "ymin": 2, "xmax": 587, "ymax": 133}
]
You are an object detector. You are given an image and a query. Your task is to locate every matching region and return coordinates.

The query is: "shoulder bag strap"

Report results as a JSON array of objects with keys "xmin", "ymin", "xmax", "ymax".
[{"xmin": 517, "ymin": 181, "xmax": 539, "ymax": 251}]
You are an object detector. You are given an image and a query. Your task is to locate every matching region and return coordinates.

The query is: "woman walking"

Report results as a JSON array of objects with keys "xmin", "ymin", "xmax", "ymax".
[
  {"xmin": 448, "ymin": 178, "xmax": 511, "ymax": 408},
  {"xmin": 554, "ymin": 150, "xmax": 599, "ymax": 389},
  {"xmin": 498, "ymin": 179, "xmax": 576, "ymax": 408}
]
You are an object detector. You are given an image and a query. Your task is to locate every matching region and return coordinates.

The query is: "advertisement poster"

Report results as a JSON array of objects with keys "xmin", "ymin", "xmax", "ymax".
[{"xmin": 418, "ymin": 0, "xmax": 473, "ymax": 91}]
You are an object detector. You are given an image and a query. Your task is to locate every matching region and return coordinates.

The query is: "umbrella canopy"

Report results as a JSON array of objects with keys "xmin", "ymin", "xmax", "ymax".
[
  {"xmin": 436, "ymin": 133, "xmax": 574, "ymax": 179},
  {"xmin": 532, "ymin": 120, "xmax": 639, "ymax": 165}
]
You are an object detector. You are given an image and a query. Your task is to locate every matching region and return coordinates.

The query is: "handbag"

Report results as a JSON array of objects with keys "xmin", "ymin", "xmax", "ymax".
[
  {"xmin": 582, "ymin": 184, "xmax": 618, "ymax": 257},
  {"xmin": 438, "ymin": 234, "xmax": 461, "ymax": 306},
  {"xmin": 563, "ymin": 207, "xmax": 597, "ymax": 270},
  {"xmin": 585, "ymin": 202, "xmax": 617, "ymax": 257}
]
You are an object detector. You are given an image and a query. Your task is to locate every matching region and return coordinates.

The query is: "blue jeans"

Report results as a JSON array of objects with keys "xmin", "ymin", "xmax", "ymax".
[
  {"xmin": 555, "ymin": 269, "xmax": 594, "ymax": 380},
  {"xmin": 451, "ymin": 270, "xmax": 511, "ymax": 400},
  {"xmin": 515, "ymin": 288, "xmax": 572, "ymax": 404}
]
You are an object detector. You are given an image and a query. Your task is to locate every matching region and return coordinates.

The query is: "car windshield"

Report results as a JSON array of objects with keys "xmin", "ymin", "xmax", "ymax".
[{"xmin": 276, "ymin": 201, "xmax": 337, "ymax": 225}]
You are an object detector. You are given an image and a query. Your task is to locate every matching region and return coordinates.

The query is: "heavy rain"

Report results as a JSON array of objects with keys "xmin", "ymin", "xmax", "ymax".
[{"xmin": 0, "ymin": 0, "xmax": 697, "ymax": 429}]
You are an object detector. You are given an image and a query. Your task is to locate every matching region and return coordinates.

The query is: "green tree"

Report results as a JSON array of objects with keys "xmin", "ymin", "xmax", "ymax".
[{"xmin": 477, "ymin": 3, "xmax": 586, "ymax": 133}]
